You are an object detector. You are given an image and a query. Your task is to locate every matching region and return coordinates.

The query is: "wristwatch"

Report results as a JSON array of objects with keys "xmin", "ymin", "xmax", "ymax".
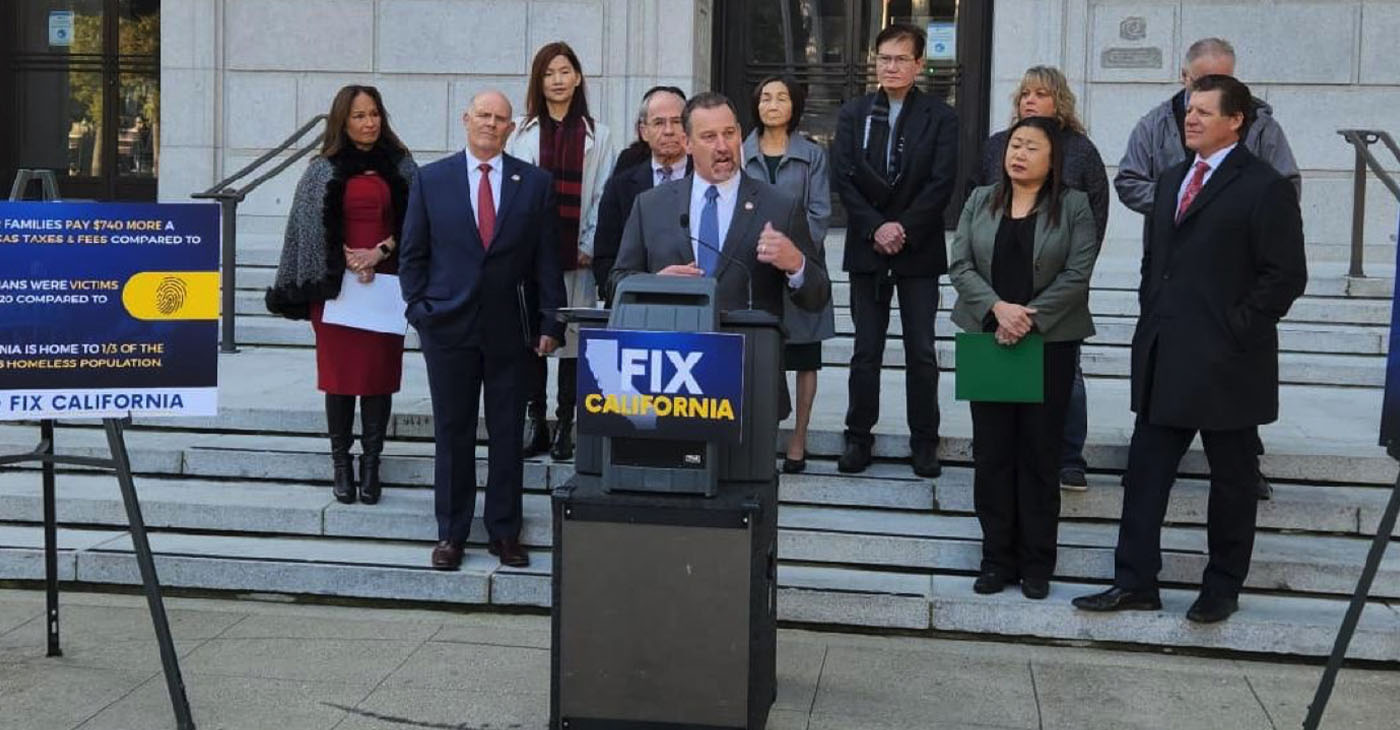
[{"xmin": 376, "ymin": 242, "xmax": 393, "ymax": 257}]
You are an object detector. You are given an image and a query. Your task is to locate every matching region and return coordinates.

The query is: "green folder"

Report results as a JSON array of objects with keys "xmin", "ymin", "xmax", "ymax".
[{"xmin": 954, "ymin": 332, "xmax": 1044, "ymax": 403}]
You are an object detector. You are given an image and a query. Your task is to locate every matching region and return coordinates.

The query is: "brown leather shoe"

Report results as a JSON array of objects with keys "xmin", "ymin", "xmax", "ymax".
[
  {"xmin": 430, "ymin": 541, "xmax": 464, "ymax": 571},
  {"xmin": 488, "ymin": 538, "xmax": 530, "ymax": 568}
]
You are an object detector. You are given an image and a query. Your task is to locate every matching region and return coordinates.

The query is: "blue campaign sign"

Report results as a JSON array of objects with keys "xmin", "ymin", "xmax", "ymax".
[
  {"xmin": 577, "ymin": 328, "xmax": 745, "ymax": 443},
  {"xmin": 1382, "ymin": 215, "xmax": 1400, "ymax": 453},
  {"xmin": 0, "ymin": 201, "xmax": 221, "ymax": 419}
]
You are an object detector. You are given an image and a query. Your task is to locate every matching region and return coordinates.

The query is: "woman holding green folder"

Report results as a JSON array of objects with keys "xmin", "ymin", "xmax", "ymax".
[{"xmin": 948, "ymin": 116, "xmax": 1101, "ymax": 599}]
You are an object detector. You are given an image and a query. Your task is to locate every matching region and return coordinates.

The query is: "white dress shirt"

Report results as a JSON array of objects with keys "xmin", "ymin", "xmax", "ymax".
[
  {"xmin": 688, "ymin": 174, "xmax": 804, "ymax": 286},
  {"xmin": 466, "ymin": 149, "xmax": 504, "ymax": 219},
  {"xmin": 1175, "ymin": 142, "xmax": 1237, "ymax": 213}
]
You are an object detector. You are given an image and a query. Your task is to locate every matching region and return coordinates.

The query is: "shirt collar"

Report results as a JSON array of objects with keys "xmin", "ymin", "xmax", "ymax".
[
  {"xmin": 652, "ymin": 156, "xmax": 684, "ymax": 177},
  {"xmin": 691, "ymin": 172, "xmax": 741, "ymax": 204},
  {"xmin": 465, "ymin": 148, "xmax": 504, "ymax": 173},
  {"xmin": 1191, "ymin": 142, "xmax": 1237, "ymax": 172}
]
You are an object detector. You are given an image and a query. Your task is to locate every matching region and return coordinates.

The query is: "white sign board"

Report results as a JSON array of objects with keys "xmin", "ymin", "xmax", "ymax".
[
  {"xmin": 927, "ymin": 22, "xmax": 956, "ymax": 60},
  {"xmin": 49, "ymin": 11, "xmax": 74, "ymax": 47}
]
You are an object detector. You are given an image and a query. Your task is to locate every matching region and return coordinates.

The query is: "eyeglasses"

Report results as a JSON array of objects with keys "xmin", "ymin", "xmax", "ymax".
[
  {"xmin": 647, "ymin": 117, "xmax": 683, "ymax": 130},
  {"xmin": 874, "ymin": 54, "xmax": 917, "ymax": 67}
]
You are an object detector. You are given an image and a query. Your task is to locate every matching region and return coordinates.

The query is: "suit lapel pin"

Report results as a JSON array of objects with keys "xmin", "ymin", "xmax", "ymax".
[
  {"xmin": 744, "ymin": 201, "xmax": 755, "ymax": 211},
  {"xmin": 510, "ymin": 174, "xmax": 521, "ymax": 181}
]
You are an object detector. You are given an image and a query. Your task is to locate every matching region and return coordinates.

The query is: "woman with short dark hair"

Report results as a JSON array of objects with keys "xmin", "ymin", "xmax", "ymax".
[
  {"xmin": 741, "ymin": 75, "xmax": 833, "ymax": 473},
  {"xmin": 949, "ymin": 115, "xmax": 1101, "ymax": 599},
  {"xmin": 266, "ymin": 85, "xmax": 417, "ymax": 506}
]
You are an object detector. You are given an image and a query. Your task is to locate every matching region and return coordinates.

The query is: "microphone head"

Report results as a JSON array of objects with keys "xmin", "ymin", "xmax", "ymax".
[{"xmin": 678, "ymin": 213, "xmax": 689, "ymax": 228}]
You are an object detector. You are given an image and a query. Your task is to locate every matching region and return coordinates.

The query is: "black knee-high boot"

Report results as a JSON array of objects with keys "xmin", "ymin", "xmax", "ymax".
[
  {"xmin": 326, "ymin": 394, "xmax": 357, "ymax": 503},
  {"xmin": 359, "ymin": 395, "xmax": 391, "ymax": 505}
]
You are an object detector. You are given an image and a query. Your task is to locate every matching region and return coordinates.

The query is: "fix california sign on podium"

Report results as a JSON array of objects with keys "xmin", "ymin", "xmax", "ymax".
[{"xmin": 0, "ymin": 201, "xmax": 220, "ymax": 419}]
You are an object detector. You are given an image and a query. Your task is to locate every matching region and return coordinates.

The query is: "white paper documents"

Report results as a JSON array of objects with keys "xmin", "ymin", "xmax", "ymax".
[{"xmin": 321, "ymin": 271, "xmax": 407, "ymax": 335}]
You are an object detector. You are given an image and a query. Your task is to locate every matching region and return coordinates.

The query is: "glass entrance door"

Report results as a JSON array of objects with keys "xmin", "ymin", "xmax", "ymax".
[
  {"xmin": 1, "ymin": 0, "xmax": 160, "ymax": 201},
  {"xmin": 712, "ymin": 0, "xmax": 992, "ymax": 227}
]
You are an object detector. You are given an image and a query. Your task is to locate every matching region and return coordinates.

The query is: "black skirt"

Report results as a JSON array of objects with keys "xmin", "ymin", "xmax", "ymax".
[{"xmin": 783, "ymin": 341, "xmax": 823, "ymax": 372}]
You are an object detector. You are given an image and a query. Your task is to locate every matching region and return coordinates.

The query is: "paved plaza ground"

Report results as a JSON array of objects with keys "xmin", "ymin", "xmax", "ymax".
[{"xmin": 1, "ymin": 588, "xmax": 1397, "ymax": 730}]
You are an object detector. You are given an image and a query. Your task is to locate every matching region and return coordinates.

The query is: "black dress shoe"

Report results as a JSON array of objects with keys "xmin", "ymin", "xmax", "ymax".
[
  {"xmin": 1256, "ymin": 473, "xmax": 1273, "ymax": 501},
  {"xmin": 837, "ymin": 441, "xmax": 871, "ymax": 473},
  {"xmin": 488, "ymin": 538, "xmax": 530, "ymax": 568},
  {"xmin": 781, "ymin": 456, "xmax": 806, "ymax": 474},
  {"xmin": 1186, "ymin": 593, "xmax": 1239, "ymax": 624},
  {"xmin": 1072, "ymin": 586, "xmax": 1162, "ymax": 612},
  {"xmin": 523, "ymin": 418, "xmax": 550, "ymax": 457},
  {"xmin": 430, "ymin": 541, "xmax": 464, "ymax": 571},
  {"xmin": 911, "ymin": 441, "xmax": 941, "ymax": 478},
  {"xmin": 973, "ymin": 570, "xmax": 1010, "ymax": 595},
  {"xmin": 1021, "ymin": 578, "xmax": 1050, "ymax": 600}
]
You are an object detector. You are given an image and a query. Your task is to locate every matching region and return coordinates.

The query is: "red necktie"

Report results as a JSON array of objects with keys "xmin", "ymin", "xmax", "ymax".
[
  {"xmin": 477, "ymin": 162, "xmax": 495, "ymax": 248},
  {"xmin": 1175, "ymin": 161, "xmax": 1209, "ymax": 223}
]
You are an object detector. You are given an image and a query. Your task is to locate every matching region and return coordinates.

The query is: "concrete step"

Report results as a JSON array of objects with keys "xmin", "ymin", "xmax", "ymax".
[
  {"xmin": 3, "ymin": 523, "xmax": 1397, "ymax": 659},
  {"xmin": 2, "ymin": 468, "xmax": 1397, "ymax": 600},
  {"xmin": 227, "ymin": 313, "xmax": 1386, "ymax": 386},
  {"xmin": 233, "ymin": 229, "xmax": 1396, "ymax": 301},
  {"xmin": 229, "ymin": 290, "xmax": 1390, "ymax": 355},
  {"xmin": 6, "ymin": 390, "xmax": 1396, "ymax": 490}
]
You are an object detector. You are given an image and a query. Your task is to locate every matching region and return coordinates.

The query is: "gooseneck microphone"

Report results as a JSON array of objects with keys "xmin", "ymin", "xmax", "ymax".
[{"xmin": 679, "ymin": 213, "xmax": 754, "ymax": 311}]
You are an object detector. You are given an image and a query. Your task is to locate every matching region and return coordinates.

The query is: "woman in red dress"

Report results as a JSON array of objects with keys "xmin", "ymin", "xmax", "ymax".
[{"xmin": 266, "ymin": 85, "xmax": 417, "ymax": 505}]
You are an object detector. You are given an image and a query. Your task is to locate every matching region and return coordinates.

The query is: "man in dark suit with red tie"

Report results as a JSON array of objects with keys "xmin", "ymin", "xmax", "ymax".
[
  {"xmin": 1073, "ymin": 75, "xmax": 1307, "ymax": 623},
  {"xmin": 399, "ymin": 90, "xmax": 566, "ymax": 571}
]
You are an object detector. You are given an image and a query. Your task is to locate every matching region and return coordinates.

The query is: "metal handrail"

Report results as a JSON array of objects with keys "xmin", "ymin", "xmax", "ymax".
[
  {"xmin": 192, "ymin": 114, "xmax": 327, "ymax": 353},
  {"xmin": 1337, "ymin": 129, "xmax": 1400, "ymax": 279}
]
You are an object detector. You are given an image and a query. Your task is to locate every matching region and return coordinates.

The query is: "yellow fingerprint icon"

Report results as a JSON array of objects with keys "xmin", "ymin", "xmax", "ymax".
[
  {"xmin": 122, "ymin": 272, "xmax": 219, "ymax": 320},
  {"xmin": 155, "ymin": 276, "xmax": 188, "ymax": 315}
]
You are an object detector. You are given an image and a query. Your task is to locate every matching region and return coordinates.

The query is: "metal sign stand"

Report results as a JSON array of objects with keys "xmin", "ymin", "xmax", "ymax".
[
  {"xmin": 4, "ymin": 171, "xmax": 196, "ymax": 729},
  {"xmin": 1303, "ymin": 443, "xmax": 1400, "ymax": 730}
]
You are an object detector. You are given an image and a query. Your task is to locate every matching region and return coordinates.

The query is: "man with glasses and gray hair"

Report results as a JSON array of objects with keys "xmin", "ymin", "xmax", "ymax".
[
  {"xmin": 1113, "ymin": 37, "xmax": 1301, "ymax": 500},
  {"xmin": 592, "ymin": 86, "xmax": 692, "ymax": 297}
]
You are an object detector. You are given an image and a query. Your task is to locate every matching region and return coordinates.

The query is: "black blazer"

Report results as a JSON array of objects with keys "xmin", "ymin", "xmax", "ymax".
[
  {"xmin": 831, "ymin": 87, "xmax": 959, "ymax": 277},
  {"xmin": 1131, "ymin": 145, "xmax": 1307, "ymax": 430},
  {"xmin": 592, "ymin": 157, "xmax": 692, "ymax": 296},
  {"xmin": 398, "ymin": 151, "xmax": 566, "ymax": 352}
]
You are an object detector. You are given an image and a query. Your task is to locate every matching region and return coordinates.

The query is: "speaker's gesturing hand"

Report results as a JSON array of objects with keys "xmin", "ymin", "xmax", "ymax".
[{"xmin": 757, "ymin": 222, "xmax": 803, "ymax": 274}]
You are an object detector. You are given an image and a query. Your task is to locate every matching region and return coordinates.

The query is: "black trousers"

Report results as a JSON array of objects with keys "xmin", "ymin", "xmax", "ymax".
[
  {"xmin": 844, "ymin": 273, "xmax": 940, "ymax": 447},
  {"xmin": 1115, "ymin": 418, "xmax": 1260, "ymax": 598},
  {"xmin": 525, "ymin": 356, "xmax": 577, "ymax": 422},
  {"xmin": 970, "ymin": 341, "xmax": 1078, "ymax": 582},
  {"xmin": 422, "ymin": 343, "xmax": 527, "ymax": 544}
]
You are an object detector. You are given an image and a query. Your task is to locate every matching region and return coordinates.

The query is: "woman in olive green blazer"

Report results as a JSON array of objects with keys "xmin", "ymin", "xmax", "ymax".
[{"xmin": 948, "ymin": 116, "xmax": 1101, "ymax": 600}]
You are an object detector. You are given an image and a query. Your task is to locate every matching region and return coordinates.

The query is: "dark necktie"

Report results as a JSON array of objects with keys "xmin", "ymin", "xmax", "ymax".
[
  {"xmin": 477, "ymin": 162, "xmax": 495, "ymax": 247},
  {"xmin": 658, "ymin": 165, "xmax": 674, "ymax": 184},
  {"xmin": 1175, "ymin": 160, "xmax": 1209, "ymax": 224},
  {"xmin": 697, "ymin": 185, "xmax": 720, "ymax": 276}
]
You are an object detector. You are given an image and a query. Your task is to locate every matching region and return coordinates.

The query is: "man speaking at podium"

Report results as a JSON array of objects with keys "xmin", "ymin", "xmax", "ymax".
[{"xmin": 609, "ymin": 92, "xmax": 830, "ymax": 321}]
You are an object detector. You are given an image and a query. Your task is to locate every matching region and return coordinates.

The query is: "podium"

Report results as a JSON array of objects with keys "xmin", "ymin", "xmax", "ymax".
[{"xmin": 551, "ymin": 275, "xmax": 779, "ymax": 730}]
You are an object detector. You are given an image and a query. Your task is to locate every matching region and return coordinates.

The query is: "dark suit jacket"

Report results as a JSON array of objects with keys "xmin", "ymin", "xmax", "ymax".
[
  {"xmin": 1131, "ymin": 145, "xmax": 1307, "ymax": 430},
  {"xmin": 592, "ymin": 157, "xmax": 692, "ymax": 296},
  {"xmin": 399, "ymin": 151, "xmax": 566, "ymax": 352},
  {"xmin": 831, "ymin": 87, "xmax": 959, "ymax": 277},
  {"xmin": 608, "ymin": 174, "xmax": 831, "ymax": 318}
]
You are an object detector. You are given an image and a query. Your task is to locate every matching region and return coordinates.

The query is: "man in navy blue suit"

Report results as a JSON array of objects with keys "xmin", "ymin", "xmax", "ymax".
[{"xmin": 399, "ymin": 90, "xmax": 566, "ymax": 571}]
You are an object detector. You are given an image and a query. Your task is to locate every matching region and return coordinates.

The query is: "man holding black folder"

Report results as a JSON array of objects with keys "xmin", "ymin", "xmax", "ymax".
[
  {"xmin": 830, "ymin": 23, "xmax": 958, "ymax": 477},
  {"xmin": 399, "ymin": 90, "xmax": 566, "ymax": 571},
  {"xmin": 1073, "ymin": 76, "xmax": 1306, "ymax": 623}
]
